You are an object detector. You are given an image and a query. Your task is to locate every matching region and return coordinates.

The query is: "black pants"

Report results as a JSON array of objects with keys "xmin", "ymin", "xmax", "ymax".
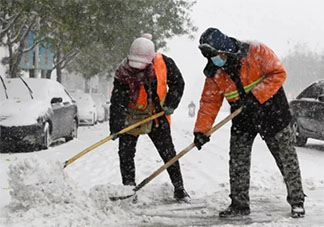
[{"xmin": 118, "ymin": 116, "xmax": 184, "ymax": 190}]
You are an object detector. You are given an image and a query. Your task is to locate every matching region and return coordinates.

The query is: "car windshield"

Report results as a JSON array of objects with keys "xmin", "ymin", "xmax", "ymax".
[
  {"xmin": 73, "ymin": 94, "xmax": 94, "ymax": 107},
  {"xmin": 297, "ymin": 81, "xmax": 324, "ymax": 99},
  {"xmin": 91, "ymin": 94, "xmax": 105, "ymax": 105},
  {"xmin": 0, "ymin": 78, "xmax": 48, "ymax": 101}
]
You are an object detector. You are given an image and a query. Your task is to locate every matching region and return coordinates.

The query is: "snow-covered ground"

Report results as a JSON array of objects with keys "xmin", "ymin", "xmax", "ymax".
[{"xmin": 0, "ymin": 107, "xmax": 324, "ymax": 227}]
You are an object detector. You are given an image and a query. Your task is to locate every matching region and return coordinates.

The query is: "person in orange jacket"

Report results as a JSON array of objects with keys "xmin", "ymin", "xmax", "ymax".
[
  {"xmin": 109, "ymin": 34, "xmax": 190, "ymax": 202},
  {"xmin": 193, "ymin": 28, "xmax": 305, "ymax": 218}
]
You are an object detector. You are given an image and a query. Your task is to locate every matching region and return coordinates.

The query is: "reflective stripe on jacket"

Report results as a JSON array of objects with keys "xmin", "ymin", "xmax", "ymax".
[
  {"xmin": 224, "ymin": 75, "xmax": 265, "ymax": 101},
  {"xmin": 194, "ymin": 42, "xmax": 287, "ymax": 133}
]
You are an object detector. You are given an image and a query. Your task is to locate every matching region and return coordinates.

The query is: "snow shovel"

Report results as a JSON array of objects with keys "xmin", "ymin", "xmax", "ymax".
[
  {"xmin": 109, "ymin": 107, "xmax": 243, "ymax": 201},
  {"xmin": 63, "ymin": 111, "xmax": 165, "ymax": 168}
]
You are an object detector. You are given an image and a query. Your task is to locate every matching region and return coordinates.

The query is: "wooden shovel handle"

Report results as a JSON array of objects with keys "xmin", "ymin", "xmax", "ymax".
[
  {"xmin": 133, "ymin": 107, "xmax": 242, "ymax": 192},
  {"xmin": 63, "ymin": 111, "xmax": 165, "ymax": 168}
]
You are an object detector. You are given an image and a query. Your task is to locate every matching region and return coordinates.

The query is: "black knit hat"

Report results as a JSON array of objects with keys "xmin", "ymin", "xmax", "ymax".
[
  {"xmin": 199, "ymin": 28, "xmax": 237, "ymax": 54},
  {"xmin": 199, "ymin": 28, "xmax": 238, "ymax": 77}
]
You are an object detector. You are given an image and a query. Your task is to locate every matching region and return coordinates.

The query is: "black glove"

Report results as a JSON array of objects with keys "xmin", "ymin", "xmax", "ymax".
[
  {"xmin": 163, "ymin": 106, "xmax": 175, "ymax": 115},
  {"xmin": 194, "ymin": 132, "xmax": 210, "ymax": 150},
  {"xmin": 110, "ymin": 132, "xmax": 119, "ymax": 141}
]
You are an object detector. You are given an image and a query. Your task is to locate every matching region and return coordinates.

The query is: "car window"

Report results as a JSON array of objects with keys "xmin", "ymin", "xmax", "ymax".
[
  {"xmin": 297, "ymin": 82, "xmax": 324, "ymax": 99},
  {"xmin": 65, "ymin": 89, "xmax": 75, "ymax": 102},
  {"xmin": 91, "ymin": 94, "xmax": 105, "ymax": 106},
  {"xmin": 0, "ymin": 79, "xmax": 33, "ymax": 101},
  {"xmin": 48, "ymin": 83, "xmax": 72, "ymax": 104}
]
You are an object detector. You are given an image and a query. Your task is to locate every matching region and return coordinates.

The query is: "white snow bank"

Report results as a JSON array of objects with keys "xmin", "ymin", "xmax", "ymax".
[{"xmin": 2, "ymin": 157, "xmax": 142, "ymax": 227}]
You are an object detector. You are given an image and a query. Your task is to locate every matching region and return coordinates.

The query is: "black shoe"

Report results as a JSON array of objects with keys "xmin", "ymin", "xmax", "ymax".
[
  {"xmin": 219, "ymin": 205, "xmax": 251, "ymax": 218},
  {"xmin": 174, "ymin": 189, "xmax": 191, "ymax": 203},
  {"xmin": 291, "ymin": 203, "xmax": 305, "ymax": 218}
]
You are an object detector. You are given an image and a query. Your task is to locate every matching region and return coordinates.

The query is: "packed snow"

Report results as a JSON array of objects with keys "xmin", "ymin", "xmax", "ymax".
[{"xmin": 0, "ymin": 106, "xmax": 324, "ymax": 226}]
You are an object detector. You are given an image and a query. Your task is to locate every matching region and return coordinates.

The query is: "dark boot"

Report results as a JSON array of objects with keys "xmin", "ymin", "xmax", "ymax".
[
  {"xmin": 174, "ymin": 188, "xmax": 191, "ymax": 203},
  {"xmin": 219, "ymin": 204, "xmax": 251, "ymax": 218},
  {"xmin": 291, "ymin": 203, "xmax": 305, "ymax": 218}
]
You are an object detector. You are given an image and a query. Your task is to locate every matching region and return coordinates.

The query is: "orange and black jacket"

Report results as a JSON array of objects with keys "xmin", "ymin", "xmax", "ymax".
[
  {"xmin": 110, "ymin": 53, "xmax": 185, "ymax": 133},
  {"xmin": 194, "ymin": 40, "xmax": 292, "ymax": 138}
]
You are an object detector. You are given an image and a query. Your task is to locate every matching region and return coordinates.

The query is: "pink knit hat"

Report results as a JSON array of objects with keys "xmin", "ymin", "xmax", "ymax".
[{"xmin": 128, "ymin": 34, "xmax": 155, "ymax": 69}]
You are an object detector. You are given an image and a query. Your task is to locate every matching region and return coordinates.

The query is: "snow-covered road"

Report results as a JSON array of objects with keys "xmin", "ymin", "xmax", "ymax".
[{"xmin": 1, "ymin": 108, "xmax": 324, "ymax": 226}]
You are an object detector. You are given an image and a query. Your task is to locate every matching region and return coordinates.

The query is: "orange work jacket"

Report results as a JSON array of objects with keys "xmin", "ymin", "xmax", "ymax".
[
  {"xmin": 194, "ymin": 42, "xmax": 287, "ymax": 133},
  {"xmin": 129, "ymin": 53, "xmax": 171, "ymax": 124}
]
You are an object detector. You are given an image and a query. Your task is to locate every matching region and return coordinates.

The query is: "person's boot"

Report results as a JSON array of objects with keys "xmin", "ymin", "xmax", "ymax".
[
  {"xmin": 291, "ymin": 203, "xmax": 305, "ymax": 218},
  {"xmin": 174, "ymin": 188, "xmax": 191, "ymax": 203},
  {"xmin": 219, "ymin": 204, "xmax": 250, "ymax": 218}
]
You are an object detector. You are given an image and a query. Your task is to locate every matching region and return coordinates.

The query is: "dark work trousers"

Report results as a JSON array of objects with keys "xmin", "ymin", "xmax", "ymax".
[
  {"xmin": 229, "ymin": 124, "xmax": 305, "ymax": 208},
  {"xmin": 118, "ymin": 116, "xmax": 184, "ymax": 190}
]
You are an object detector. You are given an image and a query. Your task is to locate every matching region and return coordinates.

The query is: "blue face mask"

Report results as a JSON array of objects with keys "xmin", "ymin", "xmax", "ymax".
[{"xmin": 211, "ymin": 55, "xmax": 226, "ymax": 67}]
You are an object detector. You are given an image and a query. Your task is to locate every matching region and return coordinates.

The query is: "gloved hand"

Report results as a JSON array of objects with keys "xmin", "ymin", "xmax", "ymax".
[
  {"xmin": 110, "ymin": 132, "xmax": 119, "ymax": 141},
  {"xmin": 194, "ymin": 132, "xmax": 210, "ymax": 150},
  {"xmin": 163, "ymin": 106, "xmax": 175, "ymax": 115}
]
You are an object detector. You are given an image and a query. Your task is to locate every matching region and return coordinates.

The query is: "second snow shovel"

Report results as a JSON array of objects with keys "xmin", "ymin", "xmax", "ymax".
[
  {"xmin": 63, "ymin": 111, "xmax": 165, "ymax": 168},
  {"xmin": 109, "ymin": 107, "xmax": 242, "ymax": 201}
]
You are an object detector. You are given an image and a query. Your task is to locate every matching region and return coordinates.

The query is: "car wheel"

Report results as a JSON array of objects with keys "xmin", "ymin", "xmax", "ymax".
[
  {"xmin": 292, "ymin": 119, "xmax": 307, "ymax": 147},
  {"xmin": 41, "ymin": 122, "xmax": 51, "ymax": 149},
  {"xmin": 65, "ymin": 119, "xmax": 78, "ymax": 142}
]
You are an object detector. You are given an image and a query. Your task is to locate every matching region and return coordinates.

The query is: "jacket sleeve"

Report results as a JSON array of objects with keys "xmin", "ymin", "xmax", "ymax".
[
  {"xmin": 109, "ymin": 78, "xmax": 130, "ymax": 133},
  {"xmin": 194, "ymin": 77, "xmax": 224, "ymax": 133},
  {"xmin": 162, "ymin": 54, "xmax": 185, "ymax": 110},
  {"xmin": 251, "ymin": 43, "xmax": 287, "ymax": 104}
]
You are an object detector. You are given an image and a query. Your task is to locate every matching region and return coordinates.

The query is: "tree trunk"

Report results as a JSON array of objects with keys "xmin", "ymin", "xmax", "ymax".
[
  {"xmin": 56, "ymin": 65, "xmax": 62, "ymax": 83},
  {"xmin": 29, "ymin": 69, "xmax": 35, "ymax": 78},
  {"xmin": 46, "ymin": 70, "xmax": 52, "ymax": 79},
  {"xmin": 8, "ymin": 42, "xmax": 18, "ymax": 78},
  {"xmin": 41, "ymin": 70, "xmax": 47, "ymax": 78},
  {"xmin": 85, "ymin": 78, "xmax": 90, "ymax": 93},
  {"xmin": 56, "ymin": 51, "xmax": 62, "ymax": 82}
]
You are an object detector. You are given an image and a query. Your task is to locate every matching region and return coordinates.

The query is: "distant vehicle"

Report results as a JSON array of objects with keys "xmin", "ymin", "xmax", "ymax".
[
  {"xmin": 71, "ymin": 92, "xmax": 97, "ymax": 126},
  {"xmin": 0, "ymin": 77, "xmax": 78, "ymax": 152},
  {"xmin": 91, "ymin": 93, "xmax": 107, "ymax": 123},
  {"xmin": 289, "ymin": 80, "xmax": 324, "ymax": 146},
  {"xmin": 104, "ymin": 99, "xmax": 110, "ymax": 121}
]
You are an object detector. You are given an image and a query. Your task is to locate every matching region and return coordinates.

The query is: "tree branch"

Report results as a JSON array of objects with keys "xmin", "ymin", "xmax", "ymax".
[
  {"xmin": 52, "ymin": 50, "xmax": 80, "ymax": 70},
  {"xmin": 0, "ymin": 8, "xmax": 23, "ymax": 35}
]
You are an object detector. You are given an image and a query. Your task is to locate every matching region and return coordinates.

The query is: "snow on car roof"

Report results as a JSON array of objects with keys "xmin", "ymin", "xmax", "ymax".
[
  {"xmin": 0, "ymin": 78, "xmax": 64, "ymax": 126},
  {"xmin": 0, "ymin": 78, "xmax": 64, "ymax": 101}
]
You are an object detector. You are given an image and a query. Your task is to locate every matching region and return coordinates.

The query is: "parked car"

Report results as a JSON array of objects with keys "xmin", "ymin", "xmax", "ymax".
[
  {"xmin": 289, "ymin": 80, "xmax": 324, "ymax": 146},
  {"xmin": 0, "ymin": 77, "xmax": 78, "ymax": 152},
  {"xmin": 70, "ymin": 92, "xmax": 97, "ymax": 126}
]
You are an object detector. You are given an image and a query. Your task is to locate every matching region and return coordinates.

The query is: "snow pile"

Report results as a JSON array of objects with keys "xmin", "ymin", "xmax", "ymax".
[{"xmin": 3, "ymin": 157, "xmax": 141, "ymax": 227}]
